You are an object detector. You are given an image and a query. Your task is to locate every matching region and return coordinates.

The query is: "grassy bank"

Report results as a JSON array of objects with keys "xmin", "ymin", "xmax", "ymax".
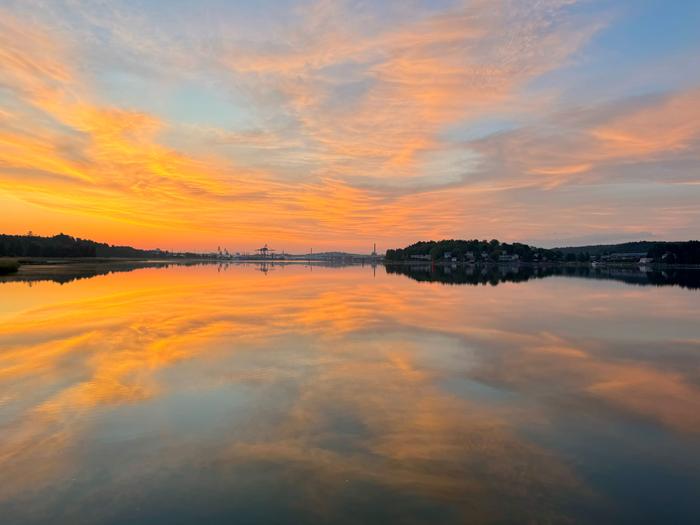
[{"xmin": 0, "ymin": 258, "xmax": 20, "ymax": 275}]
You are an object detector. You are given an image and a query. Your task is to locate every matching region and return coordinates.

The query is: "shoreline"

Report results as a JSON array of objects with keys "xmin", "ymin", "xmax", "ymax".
[
  {"xmin": 9, "ymin": 256, "xmax": 700, "ymax": 270},
  {"xmin": 0, "ymin": 258, "xmax": 374, "ymax": 285},
  {"xmin": 383, "ymin": 260, "xmax": 700, "ymax": 270},
  {"xmin": 1, "ymin": 258, "xmax": 698, "ymax": 288}
]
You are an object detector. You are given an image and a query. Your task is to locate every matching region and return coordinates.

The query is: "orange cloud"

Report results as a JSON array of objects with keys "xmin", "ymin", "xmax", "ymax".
[
  {"xmin": 590, "ymin": 88, "xmax": 700, "ymax": 158},
  {"xmin": 222, "ymin": 1, "xmax": 598, "ymax": 186}
]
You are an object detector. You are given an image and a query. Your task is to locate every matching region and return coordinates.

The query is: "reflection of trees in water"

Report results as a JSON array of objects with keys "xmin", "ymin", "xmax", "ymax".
[
  {"xmin": 3, "ymin": 261, "xmax": 699, "ymax": 290},
  {"xmin": 0, "ymin": 261, "xmax": 209, "ymax": 285},
  {"xmin": 0, "ymin": 260, "xmax": 365, "ymax": 285},
  {"xmin": 385, "ymin": 264, "xmax": 700, "ymax": 290}
]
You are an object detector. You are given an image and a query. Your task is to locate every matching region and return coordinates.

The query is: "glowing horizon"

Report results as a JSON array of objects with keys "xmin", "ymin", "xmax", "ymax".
[{"xmin": 1, "ymin": 1, "xmax": 699, "ymax": 253}]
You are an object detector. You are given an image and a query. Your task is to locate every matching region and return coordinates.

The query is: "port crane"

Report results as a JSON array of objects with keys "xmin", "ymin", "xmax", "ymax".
[{"xmin": 255, "ymin": 244, "xmax": 276, "ymax": 259}]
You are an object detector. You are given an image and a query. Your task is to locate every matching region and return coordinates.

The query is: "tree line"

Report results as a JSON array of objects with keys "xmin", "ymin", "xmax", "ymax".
[
  {"xmin": 385, "ymin": 239, "xmax": 700, "ymax": 264},
  {"xmin": 386, "ymin": 263, "xmax": 700, "ymax": 290},
  {"xmin": 647, "ymin": 241, "xmax": 700, "ymax": 265},
  {"xmin": 385, "ymin": 239, "xmax": 562, "ymax": 262},
  {"xmin": 0, "ymin": 233, "xmax": 209, "ymax": 259}
]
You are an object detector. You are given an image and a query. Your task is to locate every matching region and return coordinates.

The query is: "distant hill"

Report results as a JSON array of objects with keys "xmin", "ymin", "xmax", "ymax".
[
  {"xmin": 555, "ymin": 241, "xmax": 669, "ymax": 256},
  {"xmin": 555, "ymin": 241, "xmax": 700, "ymax": 264},
  {"xmin": 0, "ymin": 233, "xmax": 209, "ymax": 259}
]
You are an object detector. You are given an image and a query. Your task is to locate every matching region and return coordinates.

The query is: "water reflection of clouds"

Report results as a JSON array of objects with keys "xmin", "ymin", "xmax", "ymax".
[{"xmin": 0, "ymin": 264, "xmax": 699, "ymax": 521}]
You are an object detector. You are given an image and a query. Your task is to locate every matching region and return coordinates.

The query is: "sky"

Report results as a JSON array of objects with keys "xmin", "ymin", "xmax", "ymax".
[{"xmin": 0, "ymin": 0, "xmax": 699, "ymax": 253}]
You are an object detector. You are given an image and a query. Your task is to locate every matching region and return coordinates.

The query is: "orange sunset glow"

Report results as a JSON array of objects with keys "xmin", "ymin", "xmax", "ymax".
[{"xmin": 1, "ymin": 1, "xmax": 698, "ymax": 251}]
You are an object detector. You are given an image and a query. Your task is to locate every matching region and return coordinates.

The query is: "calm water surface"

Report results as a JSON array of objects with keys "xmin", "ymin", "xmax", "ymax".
[{"xmin": 1, "ymin": 264, "xmax": 699, "ymax": 524}]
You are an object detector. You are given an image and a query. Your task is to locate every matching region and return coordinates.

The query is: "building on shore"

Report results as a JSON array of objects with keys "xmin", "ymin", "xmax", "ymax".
[{"xmin": 601, "ymin": 252, "xmax": 648, "ymax": 263}]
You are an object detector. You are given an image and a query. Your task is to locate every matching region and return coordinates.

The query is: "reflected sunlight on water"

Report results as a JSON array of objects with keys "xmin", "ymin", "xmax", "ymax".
[{"xmin": 1, "ymin": 264, "xmax": 699, "ymax": 523}]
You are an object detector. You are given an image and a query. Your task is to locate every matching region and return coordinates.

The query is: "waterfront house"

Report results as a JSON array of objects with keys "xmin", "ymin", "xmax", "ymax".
[{"xmin": 602, "ymin": 252, "xmax": 648, "ymax": 263}]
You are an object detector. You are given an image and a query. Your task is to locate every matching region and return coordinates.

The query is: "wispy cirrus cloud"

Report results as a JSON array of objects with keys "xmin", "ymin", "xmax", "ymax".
[
  {"xmin": 467, "ymin": 88, "xmax": 700, "ymax": 189},
  {"xmin": 216, "ymin": 0, "xmax": 602, "ymax": 187}
]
